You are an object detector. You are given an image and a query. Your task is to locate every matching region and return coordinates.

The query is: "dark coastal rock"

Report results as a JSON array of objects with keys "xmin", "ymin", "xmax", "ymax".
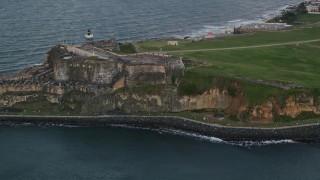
[{"xmin": 1, "ymin": 115, "xmax": 320, "ymax": 142}]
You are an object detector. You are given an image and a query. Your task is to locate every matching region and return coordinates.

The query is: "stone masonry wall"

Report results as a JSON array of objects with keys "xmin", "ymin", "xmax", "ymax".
[
  {"xmin": 124, "ymin": 65, "xmax": 167, "ymax": 87},
  {"xmin": 0, "ymin": 84, "xmax": 43, "ymax": 95},
  {"xmin": 53, "ymin": 59, "xmax": 124, "ymax": 85}
]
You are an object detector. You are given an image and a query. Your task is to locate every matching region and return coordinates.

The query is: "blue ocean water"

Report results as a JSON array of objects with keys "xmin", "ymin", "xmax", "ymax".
[
  {"xmin": 0, "ymin": 0, "xmax": 296, "ymax": 74},
  {"xmin": 0, "ymin": 125, "xmax": 320, "ymax": 180}
]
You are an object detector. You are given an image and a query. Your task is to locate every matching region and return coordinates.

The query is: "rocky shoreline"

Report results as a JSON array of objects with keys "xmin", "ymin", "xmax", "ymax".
[{"xmin": 1, "ymin": 115, "xmax": 320, "ymax": 142}]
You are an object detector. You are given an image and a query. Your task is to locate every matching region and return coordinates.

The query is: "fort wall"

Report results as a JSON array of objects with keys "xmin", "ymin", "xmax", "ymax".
[{"xmin": 53, "ymin": 58, "xmax": 123, "ymax": 85}]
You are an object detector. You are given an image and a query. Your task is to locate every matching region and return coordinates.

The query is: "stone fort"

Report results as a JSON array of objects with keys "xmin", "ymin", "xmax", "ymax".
[{"xmin": 49, "ymin": 40, "xmax": 185, "ymax": 90}]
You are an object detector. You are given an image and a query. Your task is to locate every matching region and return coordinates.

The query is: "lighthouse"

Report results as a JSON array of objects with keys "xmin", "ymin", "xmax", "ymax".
[{"xmin": 85, "ymin": 29, "xmax": 94, "ymax": 41}]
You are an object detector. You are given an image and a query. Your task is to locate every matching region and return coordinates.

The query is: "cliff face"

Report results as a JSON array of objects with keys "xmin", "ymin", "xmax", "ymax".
[
  {"xmin": 177, "ymin": 89, "xmax": 232, "ymax": 111},
  {"xmin": 279, "ymin": 95, "xmax": 320, "ymax": 117},
  {"xmin": 116, "ymin": 88, "xmax": 320, "ymax": 122},
  {"xmin": 1, "ymin": 81, "xmax": 320, "ymax": 122},
  {"xmin": 250, "ymin": 94, "xmax": 320, "ymax": 121},
  {"xmin": 114, "ymin": 88, "xmax": 232, "ymax": 113}
]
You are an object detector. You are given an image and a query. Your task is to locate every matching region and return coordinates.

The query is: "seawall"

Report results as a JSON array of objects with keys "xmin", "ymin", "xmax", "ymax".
[{"xmin": 1, "ymin": 115, "xmax": 320, "ymax": 142}]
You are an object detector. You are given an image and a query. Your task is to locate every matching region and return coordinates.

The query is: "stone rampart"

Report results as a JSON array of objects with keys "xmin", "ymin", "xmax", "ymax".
[
  {"xmin": 124, "ymin": 65, "xmax": 167, "ymax": 87},
  {"xmin": 47, "ymin": 45, "xmax": 185, "ymax": 88},
  {"xmin": 53, "ymin": 58, "xmax": 124, "ymax": 85},
  {"xmin": 0, "ymin": 94, "xmax": 38, "ymax": 106},
  {"xmin": 0, "ymin": 83, "xmax": 43, "ymax": 95},
  {"xmin": 65, "ymin": 45, "xmax": 94, "ymax": 57}
]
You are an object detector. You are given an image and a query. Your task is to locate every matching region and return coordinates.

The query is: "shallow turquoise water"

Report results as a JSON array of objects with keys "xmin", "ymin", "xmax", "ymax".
[{"xmin": 0, "ymin": 126, "xmax": 319, "ymax": 180}]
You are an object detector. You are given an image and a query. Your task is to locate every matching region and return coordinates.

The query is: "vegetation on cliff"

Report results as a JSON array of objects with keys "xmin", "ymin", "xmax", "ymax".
[{"xmin": 116, "ymin": 43, "xmax": 138, "ymax": 54}]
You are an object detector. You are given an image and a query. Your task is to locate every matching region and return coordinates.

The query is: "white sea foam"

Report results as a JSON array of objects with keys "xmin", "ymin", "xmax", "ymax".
[
  {"xmin": 178, "ymin": 25, "xmax": 232, "ymax": 39},
  {"xmin": 228, "ymin": 19, "xmax": 245, "ymax": 23},
  {"xmin": 160, "ymin": 128, "xmax": 225, "ymax": 143},
  {"xmin": 178, "ymin": 4, "xmax": 294, "ymax": 39},
  {"xmin": 3, "ymin": 122, "xmax": 297, "ymax": 146},
  {"xmin": 56, "ymin": 124, "xmax": 79, "ymax": 128},
  {"xmin": 33, "ymin": 63, "xmax": 43, "ymax": 66},
  {"xmin": 228, "ymin": 139, "xmax": 295, "ymax": 147},
  {"xmin": 150, "ymin": 128, "xmax": 296, "ymax": 146}
]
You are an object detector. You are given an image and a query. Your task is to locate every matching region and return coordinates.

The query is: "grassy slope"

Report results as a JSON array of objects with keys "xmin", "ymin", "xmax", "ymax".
[{"xmin": 298, "ymin": 14, "xmax": 320, "ymax": 24}]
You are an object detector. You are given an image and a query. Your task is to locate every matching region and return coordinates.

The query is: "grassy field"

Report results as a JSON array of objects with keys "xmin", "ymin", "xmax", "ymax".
[
  {"xmin": 137, "ymin": 25, "xmax": 320, "ymax": 89},
  {"xmin": 175, "ymin": 42, "xmax": 320, "ymax": 88},
  {"xmin": 137, "ymin": 26, "xmax": 320, "ymax": 52},
  {"xmin": 298, "ymin": 14, "xmax": 320, "ymax": 24}
]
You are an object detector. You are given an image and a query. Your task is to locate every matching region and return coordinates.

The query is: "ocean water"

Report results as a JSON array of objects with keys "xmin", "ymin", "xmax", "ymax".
[
  {"xmin": 0, "ymin": 125, "xmax": 320, "ymax": 180},
  {"xmin": 0, "ymin": 0, "xmax": 297, "ymax": 74}
]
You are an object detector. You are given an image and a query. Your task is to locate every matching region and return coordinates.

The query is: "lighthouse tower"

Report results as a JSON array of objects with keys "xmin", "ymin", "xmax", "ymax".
[{"xmin": 85, "ymin": 29, "xmax": 94, "ymax": 41}]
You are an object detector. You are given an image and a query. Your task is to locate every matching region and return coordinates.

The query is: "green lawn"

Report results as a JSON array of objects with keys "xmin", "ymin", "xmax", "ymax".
[
  {"xmin": 298, "ymin": 14, "xmax": 320, "ymax": 23},
  {"xmin": 137, "ymin": 26, "xmax": 320, "ymax": 89},
  {"xmin": 137, "ymin": 26, "xmax": 320, "ymax": 52},
  {"xmin": 174, "ymin": 42, "xmax": 320, "ymax": 88}
]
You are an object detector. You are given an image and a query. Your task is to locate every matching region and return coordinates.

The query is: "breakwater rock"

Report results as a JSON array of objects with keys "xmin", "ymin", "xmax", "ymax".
[
  {"xmin": 240, "ymin": 23, "xmax": 290, "ymax": 31},
  {"xmin": 1, "ymin": 115, "xmax": 320, "ymax": 142}
]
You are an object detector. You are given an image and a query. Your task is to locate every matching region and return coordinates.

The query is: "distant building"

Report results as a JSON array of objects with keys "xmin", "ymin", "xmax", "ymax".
[
  {"xmin": 167, "ymin": 41, "xmax": 178, "ymax": 46},
  {"xmin": 305, "ymin": 0, "xmax": 320, "ymax": 3},
  {"xmin": 306, "ymin": 4, "xmax": 320, "ymax": 12},
  {"xmin": 305, "ymin": 0, "xmax": 320, "ymax": 13},
  {"xmin": 205, "ymin": 32, "xmax": 214, "ymax": 39}
]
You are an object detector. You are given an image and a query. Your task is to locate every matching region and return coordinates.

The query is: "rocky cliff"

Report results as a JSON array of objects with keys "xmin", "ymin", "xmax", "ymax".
[{"xmin": 1, "ymin": 78, "xmax": 320, "ymax": 123}]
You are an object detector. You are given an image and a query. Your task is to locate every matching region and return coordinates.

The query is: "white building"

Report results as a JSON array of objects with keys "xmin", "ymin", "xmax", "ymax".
[
  {"xmin": 305, "ymin": 0, "xmax": 320, "ymax": 13},
  {"xmin": 167, "ymin": 41, "xmax": 178, "ymax": 46}
]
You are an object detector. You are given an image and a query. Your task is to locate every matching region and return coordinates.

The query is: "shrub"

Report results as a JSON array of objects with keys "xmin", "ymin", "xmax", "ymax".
[
  {"xmin": 227, "ymin": 85, "xmax": 237, "ymax": 97},
  {"xmin": 118, "ymin": 43, "xmax": 137, "ymax": 54},
  {"xmin": 179, "ymin": 83, "xmax": 197, "ymax": 95},
  {"xmin": 88, "ymin": 56, "xmax": 97, "ymax": 60}
]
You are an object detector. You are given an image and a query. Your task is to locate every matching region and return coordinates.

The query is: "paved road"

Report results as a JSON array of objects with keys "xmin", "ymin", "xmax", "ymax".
[{"xmin": 161, "ymin": 39, "xmax": 320, "ymax": 53}]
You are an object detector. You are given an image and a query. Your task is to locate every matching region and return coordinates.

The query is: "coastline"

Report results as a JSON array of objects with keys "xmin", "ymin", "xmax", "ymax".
[
  {"xmin": 185, "ymin": 3, "xmax": 300, "ymax": 39},
  {"xmin": 1, "ymin": 115, "xmax": 320, "ymax": 142}
]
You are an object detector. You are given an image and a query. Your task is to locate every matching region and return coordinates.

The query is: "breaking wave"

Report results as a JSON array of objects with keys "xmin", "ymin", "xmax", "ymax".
[
  {"xmin": 177, "ymin": 4, "xmax": 294, "ymax": 39},
  {"xmin": 3, "ymin": 122, "xmax": 296, "ymax": 146},
  {"xmin": 109, "ymin": 124, "xmax": 296, "ymax": 146}
]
